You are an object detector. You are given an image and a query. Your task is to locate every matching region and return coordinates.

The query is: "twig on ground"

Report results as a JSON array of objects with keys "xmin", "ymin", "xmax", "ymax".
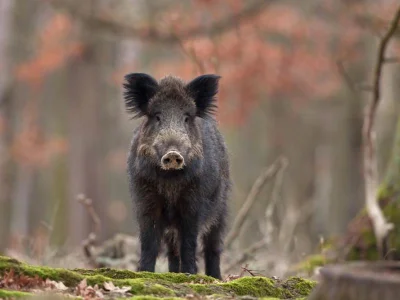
[
  {"xmin": 362, "ymin": 5, "xmax": 400, "ymax": 259},
  {"xmin": 241, "ymin": 265, "xmax": 257, "ymax": 277},
  {"xmin": 240, "ymin": 264, "xmax": 249, "ymax": 277},
  {"xmin": 224, "ymin": 156, "xmax": 288, "ymax": 249},
  {"xmin": 241, "ymin": 265, "xmax": 264, "ymax": 277}
]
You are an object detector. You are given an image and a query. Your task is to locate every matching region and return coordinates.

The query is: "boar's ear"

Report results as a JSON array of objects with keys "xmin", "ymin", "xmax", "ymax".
[
  {"xmin": 186, "ymin": 74, "xmax": 221, "ymax": 118},
  {"xmin": 123, "ymin": 73, "xmax": 158, "ymax": 118}
]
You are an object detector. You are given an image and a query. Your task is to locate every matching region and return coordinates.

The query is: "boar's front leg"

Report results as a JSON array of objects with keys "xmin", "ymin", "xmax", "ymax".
[
  {"xmin": 203, "ymin": 221, "xmax": 224, "ymax": 280},
  {"xmin": 180, "ymin": 214, "xmax": 199, "ymax": 274},
  {"xmin": 137, "ymin": 214, "xmax": 162, "ymax": 272}
]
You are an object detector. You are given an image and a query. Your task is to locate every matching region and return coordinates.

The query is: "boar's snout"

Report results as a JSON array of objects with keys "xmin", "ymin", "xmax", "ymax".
[{"xmin": 161, "ymin": 151, "xmax": 185, "ymax": 170}]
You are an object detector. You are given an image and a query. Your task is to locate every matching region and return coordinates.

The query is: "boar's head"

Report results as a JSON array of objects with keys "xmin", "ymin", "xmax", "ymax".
[{"xmin": 123, "ymin": 73, "xmax": 220, "ymax": 173}]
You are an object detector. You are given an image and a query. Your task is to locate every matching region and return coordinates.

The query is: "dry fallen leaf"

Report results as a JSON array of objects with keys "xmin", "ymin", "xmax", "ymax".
[
  {"xmin": 45, "ymin": 279, "xmax": 69, "ymax": 291},
  {"xmin": 0, "ymin": 269, "xmax": 45, "ymax": 290},
  {"xmin": 103, "ymin": 281, "xmax": 131, "ymax": 294},
  {"xmin": 114, "ymin": 286, "xmax": 132, "ymax": 294},
  {"xmin": 103, "ymin": 281, "xmax": 116, "ymax": 291},
  {"xmin": 223, "ymin": 274, "xmax": 241, "ymax": 282},
  {"xmin": 79, "ymin": 278, "xmax": 87, "ymax": 290}
]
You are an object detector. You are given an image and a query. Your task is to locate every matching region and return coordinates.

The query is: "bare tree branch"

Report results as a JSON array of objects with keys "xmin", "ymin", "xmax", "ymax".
[
  {"xmin": 353, "ymin": 14, "xmax": 400, "ymax": 40},
  {"xmin": 362, "ymin": 5, "xmax": 400, "ymax": 259},
  {"xmin": 224, "ymin": 156, "xmax": 288, "ymax": 249},
  {"xmin": 46, "ymin": 0, "xmax": 273, "ymax": 43},
  {"xmin": 336, "ymin": 60, "xmax": 358, "ymax": 95},
  {"xmin": 77, "ymin": 193, "xmax": 101, "ymax": 235},
  {"xmin": 262, "ymin": 157, "xmax": 288, "ymax": 245},
  {"xmin": 77, "ymin": 193, "xmax": 103, "ymax": 267}
]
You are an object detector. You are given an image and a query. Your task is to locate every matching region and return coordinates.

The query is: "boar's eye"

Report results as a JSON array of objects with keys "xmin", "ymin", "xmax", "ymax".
[
  {"xmin": 155, "ymin": 115, "xmax": 161, "ymax": 122},
  {"xmin": 184, "ymin": 116, "xmax": 189, "ymax": 123}
]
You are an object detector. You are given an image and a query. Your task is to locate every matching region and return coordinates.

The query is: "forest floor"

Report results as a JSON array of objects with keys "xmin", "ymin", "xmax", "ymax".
[{"xmin": 0, "ymin": 256, "xmax": 317, "ymax": 299}]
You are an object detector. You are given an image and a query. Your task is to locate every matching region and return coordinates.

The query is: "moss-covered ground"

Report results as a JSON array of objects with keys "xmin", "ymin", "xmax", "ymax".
[
  {"xmin": 0, "ymin": 256, "xmax": 316, "ymax": 299},
  {"xmin": 0, "ymin": 288, "xmax": 31, "ymax": 298}
]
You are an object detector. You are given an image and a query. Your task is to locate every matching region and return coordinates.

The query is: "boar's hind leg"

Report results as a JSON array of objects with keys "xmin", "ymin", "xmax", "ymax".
[
  {"xmin": 137, "ymin": 217, "xmax": 162, "ymax": 272},
  {"xmin": 180, "ymin": 216, "xmax": 199, "ymax": 274},
  {"xmin": 166, "ymin": 240, "xmax": 180, "ymax": 273},
  {"xmin": 165, "ymin": 231, "xmax": 180, "ymax": 272},
  {"xmin": 203, "ymin": 221, "xmax": 224, "ymax": 280}
]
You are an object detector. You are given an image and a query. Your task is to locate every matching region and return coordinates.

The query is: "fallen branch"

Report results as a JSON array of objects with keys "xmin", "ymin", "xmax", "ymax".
[
  {"xmin": 241, "ymin": 265, "xmax": 259, "ymax": 277},
  {"xmin": 362, "ymin": 6, "xmax": 400, "ymax": 258},
  {"xmin": 225, "ymin": 156, "xmax": 288, "ymax": 249}
]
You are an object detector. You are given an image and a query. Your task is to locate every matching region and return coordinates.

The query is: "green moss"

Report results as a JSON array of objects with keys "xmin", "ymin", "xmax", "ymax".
[
  {"xmin": 224, "ymin": 277, "xmax": 283, "ymax": 298},
  {"xmin": 281, "ymin": 277, "xmax": 315, "ymax": 297},
  {"xmin": 0, "ymin": 257, "xmax": 82, "ymax": 287},
  {"xmin": 125, "ymin": 297, "xmax": 181, "ymax": 300},
  {"xmin": 344, "ymin": 183, "xmax": 400, "ymax": 261},
  {"xmin": 0, "ymin": 289, "xmax": 31, "ymax": 299},
  {"xmin": 0, "ymin": 256, "xmax": 316, "ymax": 299},
  {"xmin": 188, "ymin": 283, "xmax": 217, "ymax": 295},
  {"xmin": 75, "ymin": 268, "xmax": 215, "ymax": 283},
  {"xmin": 377, "ymin": 184, "xmax": 392, "ymax": 200},
  {"xmin": 189, "ymin": 276, "xmax": 316, "ymax": 298},
  {"xmin": 292, "ymin": 254, "xmax": 328, "ymax": 276}
]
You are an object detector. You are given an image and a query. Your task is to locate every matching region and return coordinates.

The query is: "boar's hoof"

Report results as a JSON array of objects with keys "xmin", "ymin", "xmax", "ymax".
[{"xmin": 161, "ymin": 151, "xmax": 185, "ymax": 170}]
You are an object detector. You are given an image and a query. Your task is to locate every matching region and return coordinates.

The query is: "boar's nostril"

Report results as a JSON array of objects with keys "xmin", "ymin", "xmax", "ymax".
[{"xmin": 161, "ymin": 151, "xmax": 185, "ymax": 170}]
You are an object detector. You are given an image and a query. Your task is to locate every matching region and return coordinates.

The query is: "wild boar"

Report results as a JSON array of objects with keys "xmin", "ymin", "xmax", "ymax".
[{"xmin": 123, "ymin": 73, "xmax": 231, "ymax": 280}]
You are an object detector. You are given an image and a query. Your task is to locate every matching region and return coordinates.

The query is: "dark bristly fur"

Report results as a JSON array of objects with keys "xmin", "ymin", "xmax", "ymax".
[{"xmin": 123, "ymin": 73, "xmax": 231, "ymax": 280}]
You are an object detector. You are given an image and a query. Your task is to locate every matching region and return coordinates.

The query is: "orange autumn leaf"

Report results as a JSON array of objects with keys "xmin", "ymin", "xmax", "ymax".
[
  {"xmin": 10, "ymin": 123, "xmax": 68, "ymax": 167},
  {"xmin": 15, "ymin": 13, "xmax": 83, "ymax": 88}
]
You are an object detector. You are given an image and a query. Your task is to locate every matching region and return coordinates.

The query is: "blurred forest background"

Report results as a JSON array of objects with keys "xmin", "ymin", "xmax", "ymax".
[{"xmin": 1, "ymin": 0, "xmax": 400, "ymax": 277}]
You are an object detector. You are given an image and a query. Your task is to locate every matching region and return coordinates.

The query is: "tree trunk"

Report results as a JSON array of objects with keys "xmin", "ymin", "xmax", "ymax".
[
  {"xmin": 0, "ymin": 0, "xmax": 14, "ymax": 253},
  {"xmin": 6, "ymin": 0, "xmax": 39, "ymax": 252}
]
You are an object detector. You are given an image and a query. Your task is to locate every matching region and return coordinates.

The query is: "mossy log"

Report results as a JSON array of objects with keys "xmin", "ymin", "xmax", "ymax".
[
  {"xmin": 308, "ymin": 261, "xmax": 400, "ymax": 300},
  {"xmin": 0, "ymin": 256, "xmax": 316, "ymax": 299}
]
